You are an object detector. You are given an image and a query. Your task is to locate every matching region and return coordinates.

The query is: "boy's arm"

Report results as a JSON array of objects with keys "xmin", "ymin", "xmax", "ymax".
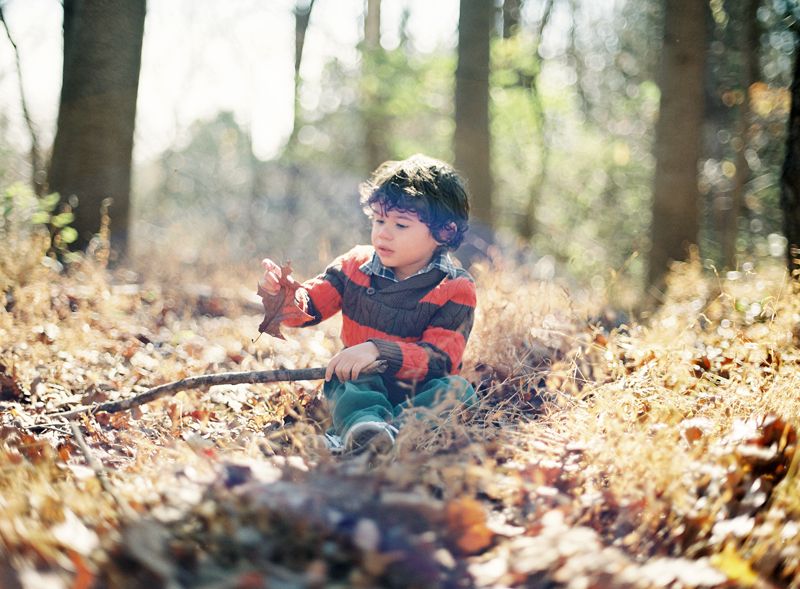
[
  {"xmin": 279, "ymin": 252, "xmax": 352, "ymax": 327},
  {"xmin": 369, "ymin": 277, "xmax": 476, "ymax": 383}
]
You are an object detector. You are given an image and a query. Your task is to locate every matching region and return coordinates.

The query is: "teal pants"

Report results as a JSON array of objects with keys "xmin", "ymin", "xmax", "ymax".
[{"xmin": 323, "ymin": 374, "xmax": 476, "ymax": 435}]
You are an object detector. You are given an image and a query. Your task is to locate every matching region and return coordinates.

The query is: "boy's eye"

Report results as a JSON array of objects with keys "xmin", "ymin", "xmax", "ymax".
[
  {"xmin": 396, "ymin": 223, "xmax": 408, "ymax": 229},
  {"xmin": 373, "ymin": 219, "xmax": 385, "ymax": 225}
]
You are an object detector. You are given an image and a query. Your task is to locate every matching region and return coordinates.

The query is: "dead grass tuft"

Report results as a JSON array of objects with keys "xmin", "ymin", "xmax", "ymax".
[{"xmin": 1, "ymin": 228, "xmax": 800, "ymax": 587}]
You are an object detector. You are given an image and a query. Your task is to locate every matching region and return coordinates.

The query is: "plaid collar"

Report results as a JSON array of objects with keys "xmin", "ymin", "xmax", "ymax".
[{"xmin": 360, "ymin": 249, "xmax": 459, "ymax": 282}]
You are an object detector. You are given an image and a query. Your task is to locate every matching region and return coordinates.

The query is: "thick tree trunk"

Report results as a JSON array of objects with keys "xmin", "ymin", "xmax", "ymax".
[
  {"xmin": 455, "ymin": 0, "xmax": 494, "ymax": 240},
  {"xmin": 48, "ymin": 0, "xmax": 145, "ymax": 257},
  {"xmin": 720, "ymin": 0, "xmax": 760, "ymax": 269},
  {"xmin": 362, "ymin": 0, "xmax": 389, "ymax": 174},
  {"xmin": 646, "ymin": 0, "xmax": 706, "ymax": 291},
  {"xmin": 781, "ymin": 37, "xmax": 800, "ymax": 277}
]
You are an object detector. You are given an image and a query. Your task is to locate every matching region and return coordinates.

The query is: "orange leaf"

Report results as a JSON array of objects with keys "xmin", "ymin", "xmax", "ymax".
[
  {"xmin": 445, "ymin": 498, "xmax": 494, "ymax": 554},
  {"xmin": 68, "ymin": 550, "xmax": 94, "ymax": 589}
]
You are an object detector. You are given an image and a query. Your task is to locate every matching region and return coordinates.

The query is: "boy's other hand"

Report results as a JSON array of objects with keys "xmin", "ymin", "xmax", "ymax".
[
  {"xmin": 259, "ymin": 258, "xmax": 282, "ymax": 295},
  {"xmin": 326, "ymin": 342, "xmax": 380, "ymax": 382}
]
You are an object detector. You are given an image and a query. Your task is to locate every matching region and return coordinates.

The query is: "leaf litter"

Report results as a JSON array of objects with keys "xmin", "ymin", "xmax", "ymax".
[{"xmin": 0, "ymin": 248, "xmax": 799, "ymax": 588}]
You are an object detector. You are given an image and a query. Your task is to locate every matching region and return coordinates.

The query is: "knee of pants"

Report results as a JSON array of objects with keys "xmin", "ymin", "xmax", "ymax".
[{"xmin": 323, "ymin": 374, "xmax": 388, "ymax": 400}]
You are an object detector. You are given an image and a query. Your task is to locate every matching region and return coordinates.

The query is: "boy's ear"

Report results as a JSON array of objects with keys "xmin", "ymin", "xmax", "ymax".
[{"xmin": 434, "ymin": 222, "xmax": 457, "ymax": 245}]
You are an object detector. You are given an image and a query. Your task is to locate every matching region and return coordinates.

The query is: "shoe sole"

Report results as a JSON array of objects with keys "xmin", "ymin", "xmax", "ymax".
[{"xmin": 346, "ymin": 428, "xmax": 394, "ymax": 456}]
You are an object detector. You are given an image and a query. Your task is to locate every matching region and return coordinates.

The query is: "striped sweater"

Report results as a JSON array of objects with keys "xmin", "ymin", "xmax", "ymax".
[{"xmin": 282, "ymin": 245, "xmax": 476, "ymax": 384}]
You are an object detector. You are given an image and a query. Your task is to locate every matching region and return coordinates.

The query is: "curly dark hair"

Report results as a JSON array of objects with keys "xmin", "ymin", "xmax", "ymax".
[{"xmin": 359, "ymin": 154, "xmax": 470, "ymax": 250}]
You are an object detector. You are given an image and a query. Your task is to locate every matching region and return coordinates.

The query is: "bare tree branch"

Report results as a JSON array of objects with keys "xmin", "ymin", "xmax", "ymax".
[{"xmin": 49, "ymin": 361, "xmax": 387, "ymax": 419}]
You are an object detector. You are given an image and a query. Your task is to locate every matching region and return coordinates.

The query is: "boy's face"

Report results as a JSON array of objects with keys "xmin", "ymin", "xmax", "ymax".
[{"xmin": 370, "ymin": 206, "xmax": 440, "ymax": 280}]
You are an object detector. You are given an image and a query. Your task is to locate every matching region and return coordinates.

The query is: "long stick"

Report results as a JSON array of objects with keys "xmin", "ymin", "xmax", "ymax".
[{"xmin": 49, "ymin": 361, "xmax": 387, "ymax": 419}]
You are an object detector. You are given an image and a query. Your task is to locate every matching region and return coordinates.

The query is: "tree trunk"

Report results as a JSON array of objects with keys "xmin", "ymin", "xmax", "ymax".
[
  {"xmin": 503, "ymin": 0, "xmax": 522, "ymax": 39},
  {"xmin": 284, "ymin": 0, "xmax": 316, "ymax": 218},
  {"xmin": 0, "ymin": 6, "xmax": 45, "ymax": 196},
  {"xmin": 455, "ymin": 0, "xmax": 494, "ymax": 241},
  {"xmin": 646, "ymin": 0, "xmax": 707, "ymax": 292},
  {"xmin": 48, "ymin": 0, "xmax": 145, "ymax": 258},
  {"xmin": 288, "ymin": 0, "xmax": 315, "ymax": 146},
  {"xmin": 781, "ymin": 34, "xmax": 800, "ymax": 277},
  {"xmin": 517, "ymin": 0, "xmax": 554, "ymax": 241},
  {"xmin": 362, "ymin": 0, "xmax": 389, "ymax": 174},
  {"xmin": 364, "ymin": 0, "xmax": 380, "ymax": 45},
  {"xmin": 720, "ymin": 0, "xmax": 760, "ymax": 269}
]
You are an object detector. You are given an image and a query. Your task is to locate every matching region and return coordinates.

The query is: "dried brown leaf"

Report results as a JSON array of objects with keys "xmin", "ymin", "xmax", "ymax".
[
  {"xmin": 0, "ymin": 364, "xmax": 23, "ymax": 401},
  {"xmin": 445, "ymin": 498, "xmax": 494, "ymax": 555},
  {"xmin": 257, "ymin": 262, "xmax": 314, "ymax": 340}
]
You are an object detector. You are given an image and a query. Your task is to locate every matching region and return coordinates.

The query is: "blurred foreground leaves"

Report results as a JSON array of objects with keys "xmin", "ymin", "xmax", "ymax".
[{"xmin": 1, "ymin": 236, "xmax": 800, "ymax": 587}]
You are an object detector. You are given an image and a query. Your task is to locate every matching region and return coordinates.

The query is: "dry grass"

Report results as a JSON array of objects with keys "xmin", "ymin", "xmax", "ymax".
[{"xmin": 1, "ymin": 222, "xmax": 800, "ymax": 587}]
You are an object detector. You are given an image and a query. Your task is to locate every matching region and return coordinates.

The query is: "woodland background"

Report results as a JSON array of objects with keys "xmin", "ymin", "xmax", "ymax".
[
  {"xmin": 1, "ymin": 0, "xmax": 798, "ymax": 296},
  {"xmin": 2, "ymin": 1, "xmax": 800, "ymax": 589}
]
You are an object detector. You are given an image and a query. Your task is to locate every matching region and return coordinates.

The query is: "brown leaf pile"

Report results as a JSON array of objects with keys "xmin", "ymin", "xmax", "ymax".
[{"xmin": 1, "ymin": 241, "xmax": 800, "ymax": 589}]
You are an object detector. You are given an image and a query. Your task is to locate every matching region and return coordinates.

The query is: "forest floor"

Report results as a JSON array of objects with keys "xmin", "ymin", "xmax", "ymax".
[{"xmin": 1, "ymin": 236, "xmax": 800, "ymax": 589}]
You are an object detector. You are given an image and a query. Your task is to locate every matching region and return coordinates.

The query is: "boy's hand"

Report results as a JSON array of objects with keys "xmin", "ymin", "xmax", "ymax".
[
  {"xmin": 259, "ymin": 258, "xmax": 282, "ymax": 295},
  {"xmin": 326, "ymin": 342, "xmax": 380, "ymax": 382}
]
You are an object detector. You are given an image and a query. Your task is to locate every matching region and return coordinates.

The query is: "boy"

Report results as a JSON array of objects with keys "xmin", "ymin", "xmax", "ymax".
[{"xmin": 259, "ymin": 154, "xmax": 477, "ymax": 455}]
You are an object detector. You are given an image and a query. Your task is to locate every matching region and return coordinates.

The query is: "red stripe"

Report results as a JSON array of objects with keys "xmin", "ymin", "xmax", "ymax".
[
  {"xmin": 420, "ymin": 277, "xmax": 476, "ymax": 308},
  {"xmin": 306, "ymin": 279, "xmax": 342, "ymax": 320},
  {"xmin": 341, "ymin": 316, "xmax": 418, "ymax": 348},
  {"xmin": 341, "ymin": 262, "xmax": 370, "ymax": 287},
  {"xmin": 422, "ymin": 326, "xmax": 466, "ymax": 372},
  {"xmin": 340, "ymin": 246, "xmax": 372, "ymax": 288},
  {"xmin": 348, "ymin": 268, "xmax": 371, "ymax": 288},
  {"xmin": 396, "ymin": 345, "xmax": 429, "ymax": 381},
  {"xmin": 346, "ymin": 244, "xmax": 374, "ymax": 265}
]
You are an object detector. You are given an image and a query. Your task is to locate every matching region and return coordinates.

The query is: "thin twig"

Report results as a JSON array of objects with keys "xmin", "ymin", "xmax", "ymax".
[
  {"xmin": 68, "ymin": 420, "xmax": 137, "ymax": 519},
  {"xmin": 20, "ymin": 421, "xmax": 72, "ymax": 435},
  {"xmin": 49, "ymin": 361, "xmax": 387, "ymax": 419}
]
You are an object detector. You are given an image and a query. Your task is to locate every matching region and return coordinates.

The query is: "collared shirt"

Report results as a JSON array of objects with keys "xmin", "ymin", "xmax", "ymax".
[
  {"xmin": 359, "ymin": 249, "xmax": 459, "ymax": 282},
  {"xmin": 280, "ymin": 245, "xmax": 476, "ymax": 383}
]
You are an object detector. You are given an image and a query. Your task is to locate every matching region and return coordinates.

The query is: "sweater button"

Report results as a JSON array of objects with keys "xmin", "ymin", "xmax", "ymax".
[{"xmin": 366, "ymin": 287, "xmax": 375, "ymax": 295}]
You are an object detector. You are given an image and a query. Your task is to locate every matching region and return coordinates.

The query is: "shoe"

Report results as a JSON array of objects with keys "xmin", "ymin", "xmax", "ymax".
[
  {"xmin": 343, "ymin": 421, "xmax": 397, "ymax": 455},
  {"xmin": 322, "ymin": 432, "xmax": 344, "ymax": 455}
]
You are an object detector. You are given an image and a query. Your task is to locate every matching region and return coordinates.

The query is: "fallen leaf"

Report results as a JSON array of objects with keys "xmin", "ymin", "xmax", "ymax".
[
  {"xmin": 68, "ymin": 550, "xmax": 95, "ymax": 589},
  {"xmin": 52, "ymin": 511, "xmax": 99, "ymax": 556},
  {"xmin": 639, "ymin": 557, "xmax": 726, "ymax": 587},
  {"xmin": 710, "ymin": 543, "xmax": 758, "ymax": 587},
  {"xmin": 508, "ymin": 536, "xmax": 560, "ymax": 575},
  {"xmin": 445, "ymin": 498, "xmax": 494, "ymax": 554},
  {"xmin": 0, "ymin": 364, "xmax": 23, "ymax": 401},
  {"xmin": 681, "ymin": 417, "xmax": 714, "ymax": 444},
  {"xmin": 467, "ymin": 551, "xmax": 509, "ymax": 586},
  {"xmin": 257, "ymin": 262, "xmax": 314, "ymax": 340}
]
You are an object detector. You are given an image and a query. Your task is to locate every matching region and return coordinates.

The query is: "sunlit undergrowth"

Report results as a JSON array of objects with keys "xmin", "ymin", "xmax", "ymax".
[{"xmin": 1, "ymin": 217, "xmax": 800, "ymax": 588}]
